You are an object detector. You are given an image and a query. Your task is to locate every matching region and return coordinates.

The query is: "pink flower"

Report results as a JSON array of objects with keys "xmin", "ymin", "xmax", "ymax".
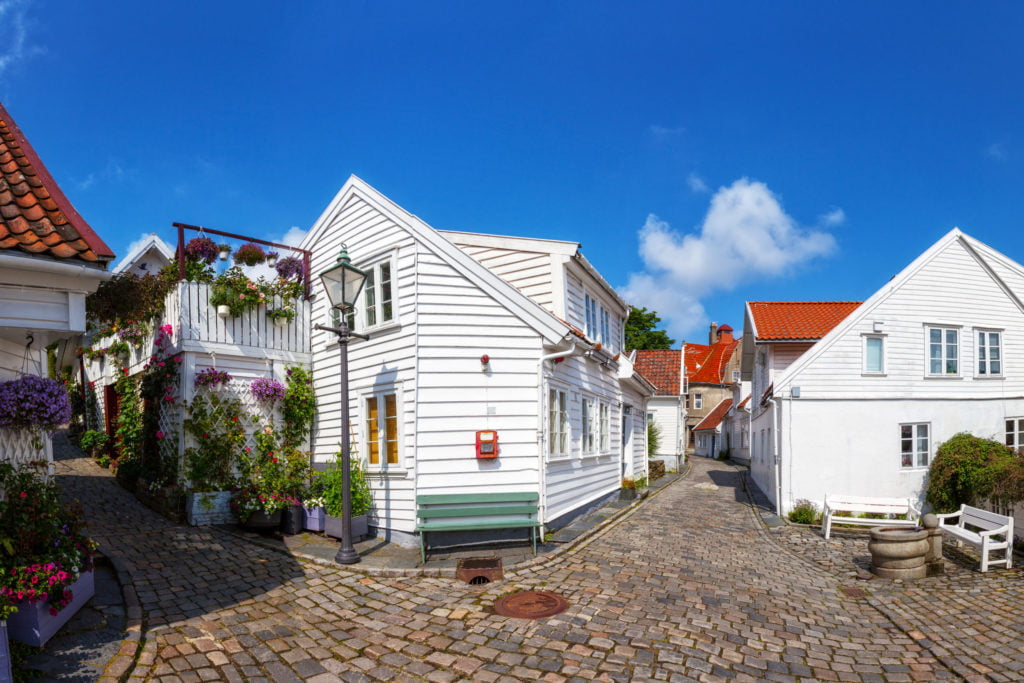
[
  {"xmin": 19, "ymin": 491, "xmax": 26, "ymax": 498},
  {"xmin": 156, "ymin": 431, "xmax": 165, "ymax": 439}
]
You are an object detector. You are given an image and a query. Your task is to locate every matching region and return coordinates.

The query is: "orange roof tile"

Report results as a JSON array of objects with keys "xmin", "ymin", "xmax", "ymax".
[
  {"xmin": 748, "ymin": 301, "xmax": 861, "ymax": 341},
  {"xmin": 694, "ymin": 398, "xmax": 733, "ymax": 431},
  {"xmin": 633, "ymin": 349, "xmax": 680, "ymax": 395},
  {"xmin": 0, "ymin": 103, "xmax": 113, "ymax": 264}
]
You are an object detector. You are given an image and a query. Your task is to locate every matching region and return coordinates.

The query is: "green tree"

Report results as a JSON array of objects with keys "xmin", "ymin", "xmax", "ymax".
[{"xmin": 625, "ymin": 306, "xmax": 675, "ymax": 350}]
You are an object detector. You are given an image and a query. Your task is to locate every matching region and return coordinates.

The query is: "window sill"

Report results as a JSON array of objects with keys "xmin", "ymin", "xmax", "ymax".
[
  {"xmin": 923, "ymin": 375, "xmax": 963, "ymax": 380},
  {"xmin": 366, "ymin": 468, "xmax": 408, "ymax": 478},
  {"xmin": 974, "ymin": 375, "xmax": 1005, "ymax": 380},
  {"xmin": 351, "ymin": 321, "xmax": 401, "ymax": 339},
  {"xmin": 861, "ymin": 372, "xmax": 886, "ymax": 377}
]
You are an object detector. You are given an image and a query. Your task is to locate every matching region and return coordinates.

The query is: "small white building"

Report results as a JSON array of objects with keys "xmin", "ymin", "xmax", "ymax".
[
  {"xmin": 632, "ymin": 349, "xmax": 686, "ymax": 472},
  {"xmin": 0, "ymin": 103, "xmax": 114, "ymax": 467},
  {"xmin": 302, "ymin": 176, "xmax": 653, "ymax": 545},
  {"xmin": 111, "ymin": 233, "xmax": 173, "ymax": 277},
  {"xmin": 743, "ymin": 228, "xmax": 1024, "ymax": 515}
]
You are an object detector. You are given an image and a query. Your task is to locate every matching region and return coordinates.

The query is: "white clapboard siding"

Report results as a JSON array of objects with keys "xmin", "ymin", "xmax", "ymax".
[
  {"xmin": 787, "ymin": 239, "xmax": 1024, "ymax": 399},
  {"xmin": 306, "ymin": 193, "xmax": 420, "ymax": 530},
  {"xmin": 449, "ymin": 243, "xmax": 556, "ymax": 312},
  {"xmin": 647, "ymin": 397, "xmax": 682, "ymax": 456}
]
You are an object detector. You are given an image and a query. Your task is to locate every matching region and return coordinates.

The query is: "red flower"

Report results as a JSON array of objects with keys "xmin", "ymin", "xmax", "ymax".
[{"xmin": 19, "ymin": 491, "xmax": 26, "ymax": 498}]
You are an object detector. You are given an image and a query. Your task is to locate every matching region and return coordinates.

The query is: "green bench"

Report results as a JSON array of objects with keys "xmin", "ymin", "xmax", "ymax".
[{"xmin": 415, "ymin": 492, "xmax": 540, "ymax": 564}]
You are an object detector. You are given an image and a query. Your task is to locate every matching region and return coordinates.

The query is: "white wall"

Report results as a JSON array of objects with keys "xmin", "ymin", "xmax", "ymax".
[{"xmin": 647, "ymin": 396, "xmax": 683, "ymax": 457}]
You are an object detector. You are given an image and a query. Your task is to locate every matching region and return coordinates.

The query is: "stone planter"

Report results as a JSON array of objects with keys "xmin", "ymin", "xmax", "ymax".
[
  {"xmin": 325, "ymin": 514, "xmax": 368, "ymax": 541},
  {"xmin": 869, "ymin": 526, "xmax": 929, "ymax": 580},
  {"xmin": 303, "ymin": 506, "xmax": 325, "ymax": 532},
  {"xmin": 186, "ymin": 491, "xmax": 234, "ymax": 526},
  {"xmin": 243, "ymin": 510, "xmax": 283, "ymax": 531},
  {"xmin": 7, "ymin": 569, "xmax": 95, "ymax": 647},
  {"xmin": 0, "ymin": 620, "xmax": 11, "ymax": 683},
  {"xmin": 281, "ymin": 505, "xmax": 304, "ymax": 535}
]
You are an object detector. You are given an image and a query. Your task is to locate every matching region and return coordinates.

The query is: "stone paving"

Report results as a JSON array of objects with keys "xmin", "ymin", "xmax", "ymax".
[{"xmin": 40, "ymin": 444, "xmax": 1024, "ymax": 681}]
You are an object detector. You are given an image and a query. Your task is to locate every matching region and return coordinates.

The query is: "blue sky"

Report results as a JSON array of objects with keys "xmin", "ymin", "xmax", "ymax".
[{"xmin": 3, "ymin": 2, "xmax": 1024, "ymax": 343}]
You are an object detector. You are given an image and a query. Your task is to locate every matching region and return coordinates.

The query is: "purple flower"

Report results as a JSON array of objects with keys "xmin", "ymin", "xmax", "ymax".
[
  {"xmin": 194, "ymin": 368, "xmax": 232, "ymax": 388},
  {"xmin": 184, "ymin": 237, "xmax": 219, "ymax": 264},
  {"xmin": 250, "ymin": 377, "xmax": 286, "ymax": 402},
  {"xmin": 274, "ymin": 256, "xmax": 304, "ymax": 281},
  {"xmin": 0, "ymin": 375, "xmax": 72, "ymax": 433}
]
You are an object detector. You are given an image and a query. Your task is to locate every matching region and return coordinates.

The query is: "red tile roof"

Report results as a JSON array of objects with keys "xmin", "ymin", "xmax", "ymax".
[
  {"xmin": 633, "ymin": 349, "xmax": 680, "ymax": 394},
  {"xmin": 748, "ymin": 301, "xmax": 861, "ymax": 341},
  {"xmin": 688, "ymin": 338, "xmax": 739, "ymax": 384},
  {"xmin": 694, "ymin": 398, "xmax": 733, "ymax": 431},
  {"xmin": 0, "ymin": 103, "xmax": 113, "ymax": 264}
]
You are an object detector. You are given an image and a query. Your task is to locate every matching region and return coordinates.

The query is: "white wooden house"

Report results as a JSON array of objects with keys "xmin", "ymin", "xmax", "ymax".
[
  {"xmin": 632, "ymin": 349, "xmax": 687, "ymax": 472},
  {"xmin": 0, "ymin": 102, "xmax": 114, "ymax": 467},
  {"xmin": 302, "ymin": 176, "xmax": 654, "ymax": 546},
  {"xmin": 742, "ymin": 228, "xmax": 1024, "ymax": 516},
  {"xmin": 111, "ymin": 233, "xmax": 173, "ymax": 277}
]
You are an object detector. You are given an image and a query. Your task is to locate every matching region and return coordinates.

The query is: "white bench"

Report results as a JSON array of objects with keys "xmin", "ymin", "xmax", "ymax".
[
  {"xmin": 935, "ymin": 504, "xmax": 1014, "ymax": 572},
  {"xmin": 822, "ymin": 494, "xmax": 921, "ymax": 539}
]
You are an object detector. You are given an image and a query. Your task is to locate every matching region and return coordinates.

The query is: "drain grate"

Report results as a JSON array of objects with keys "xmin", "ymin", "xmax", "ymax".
[
  {"xmin": 840, "ymin": 586, "xmax": 868, "ymax": 599},
  {"xmin": 493, "ymin": 590, "xmax": 569, "ymax": 619},
  {"xmin": 456, "ymin": 558, "xmax": 503, "ymax": 585}
]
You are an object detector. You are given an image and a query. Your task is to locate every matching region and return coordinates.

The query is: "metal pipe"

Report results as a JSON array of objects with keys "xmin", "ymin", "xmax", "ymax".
[{"xmin": 536, "ymin": 337, "xmax": 586, "ymax": 527}]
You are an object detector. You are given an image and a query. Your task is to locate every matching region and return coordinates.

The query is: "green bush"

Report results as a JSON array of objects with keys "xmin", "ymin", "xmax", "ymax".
[
  {"xmin": 788, "ymin": 499, "xmax": 819, "ymax": 525},
  {"xmin": 324, "ymin": 453, "xmax": 373, "ymax": 517},
  {"xmin": 647, "ymin": 420, "xmax": 661, "ymax": 458},
  {"xmin": 926, "ymin": 433, "xmax": 1018, "ymax": 513}
]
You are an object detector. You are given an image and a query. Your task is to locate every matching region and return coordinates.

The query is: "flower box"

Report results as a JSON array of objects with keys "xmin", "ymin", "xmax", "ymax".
[
  {"xmin": 325, "ymin": 514, "xmax": 368, "ymax": 541},
  {"xmin": 242, "ymin": 510, "xmax": 282, "ymax": 531},
  {"xmin": 6, "ymin": 569, "xmax": 95, "ymax": 647},
  {"xmin": 186, "ymin": 491, "xmax": 234, "ymax": 526},
  {"xmin": 281, "ymin": 505, "xmax": 303, "ymax": 535},
  {"xmin": 303, "ymin": 506, "xmax": 325, "ymax": 532}
]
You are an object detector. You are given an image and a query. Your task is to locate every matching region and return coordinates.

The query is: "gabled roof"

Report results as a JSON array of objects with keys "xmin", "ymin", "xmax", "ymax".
[
  {"xmin": 694, "ymin": 398, "xmax": 733, "ymax": 431},
  {"xmin": 302, "ymin": 175, "xmax": 577, "ymax": 346},
  {"xmin": 747, "ymin": 301, "xmax": 861, "ymax": 341},
  {"xmin": 112, "ymin": 233, "xmax": 174, "ymax": 274},
  {"xmin": 633, "ymin": 349, "xmax": 680, "ymax": 394},
  {"xmin": 0, "ymin": 103, "xmax": 113, "ymax": 265}
]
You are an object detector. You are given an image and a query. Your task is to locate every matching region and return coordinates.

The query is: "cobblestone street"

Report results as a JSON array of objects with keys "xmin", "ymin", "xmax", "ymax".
[{"xmin": 49, "ymin": 449, "xmax": 1024, "ymax": 682}]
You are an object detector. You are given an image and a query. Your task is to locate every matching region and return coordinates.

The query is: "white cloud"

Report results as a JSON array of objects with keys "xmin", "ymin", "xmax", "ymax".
[
  {"xmin": 820, "ymin": 207, "xmax": 845, "ymax": 227},
  {"xmin": 686, "ymin": 173, "xmax": 709, "ymax": 194},
  {"xmin": 649, "ymin": 124, "xmax": 685, "ymax": 141},
  {"xmin": 987, "ymin": 142, "xmax": 1007, "ymax": 161},
  {"xmin": 619, "ymin": 178, "xmax": 837, "ymax": 340}
]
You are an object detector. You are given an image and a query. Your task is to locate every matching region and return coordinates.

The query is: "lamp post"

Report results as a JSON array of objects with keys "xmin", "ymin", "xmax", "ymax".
[{"xmin": 317, "ymin": 246, "xmax": 368, "ymax": 565}]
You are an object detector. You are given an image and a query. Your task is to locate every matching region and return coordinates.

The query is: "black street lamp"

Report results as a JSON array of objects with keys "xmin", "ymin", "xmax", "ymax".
[{"xmin": 317, "ymin": 246, "xmax": 368, "ymax": 565}]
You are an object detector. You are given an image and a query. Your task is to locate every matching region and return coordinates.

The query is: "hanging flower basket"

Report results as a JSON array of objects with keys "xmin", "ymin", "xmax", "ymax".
[
  {"xmin": 234, "ymin": 243, "xmax": 267, "ymax": 267},
  {"xmin": 218, "ymin": 244, "xmax": 231, "ymax": 261}
]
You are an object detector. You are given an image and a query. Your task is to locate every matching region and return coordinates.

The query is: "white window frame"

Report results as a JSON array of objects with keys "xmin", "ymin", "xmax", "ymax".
[
  {"xmin": 599, "ymin": 401, "xmax": 610, "ymax": 453},
  {"xmin": 600, "ymin": 308, "xmax": 610, "ymax": 348},
  {"xmin": 925, "ymin": 325, "xmax": 960, "ymax": 377},
  {"xmin": 732, "ymin": 370, "xmax": 741, "ymax": 383},
  {"xmin": 585, "ymin": 294, "xmax": 598, "ymax": 341},
  {"xmin": 693, "ymin": 393, "xmax": 703, "ymax": 410},
  {"xmin": 362, "ymin": 388, "xmax": 402, "ymax": 471},
  {"xmin": 582, "ymin": 397, "xmax": 598, "ymax": 455},
  {"xmin": 547, "ymin": 387, "xmax": 569, "ymax": 459},
  {"xmin": 976, "ymin": 328, "xmax": 1003, "ymax": 377},
  {"xmin": 863, "ymin": 334, "xmax": 885, "ymax": 375},
  {"xmin": 900, "ymin": 422, "xmax": 930, "ymax": 469},
  {"xmin": 357, "ymin": 254, "xmax": 397, "ymax": 332},
  {"xmin": 1006, "ymin": 418, "xmax": 1024, "ymax": 451}
]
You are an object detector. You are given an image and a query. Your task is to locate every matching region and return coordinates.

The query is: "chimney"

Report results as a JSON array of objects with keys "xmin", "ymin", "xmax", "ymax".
[
  {"xmin": 709, "ymin": 322, "xmax": 717, "ymax": 345},
  {"xmin": 717, "ymin": 324, "xmax": 734, "ymax": 344}
]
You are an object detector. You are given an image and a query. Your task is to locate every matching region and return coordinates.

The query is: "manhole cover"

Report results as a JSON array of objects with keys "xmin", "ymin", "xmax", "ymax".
[
  {"xmin": 493, "ymin": 590, "xmax": 569, "ymax": 619},
  {"xmin": 841, "ymin": 586, "xmax": 867, "ymax": 599}
]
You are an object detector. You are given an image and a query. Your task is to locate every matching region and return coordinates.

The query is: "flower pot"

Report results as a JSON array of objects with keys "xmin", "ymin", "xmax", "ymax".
[
  {"xmin": 216, "ymin": 305, "xmax": 231, "ymax": 318},
  {"xmin": 281, "ymin": 505, "xmax": 304, "ymax": 535},
  {"xmin": 273, "ymin": 316, "xmax": 289, "ymax": 328},
  {"xmin": 7, "ymin": 569, "xmax": 95, "ymax": 647},
  {"xmin": 303, "ymin": 506, "xmax": 325, "ymax": 532},
  {"xmin": 218, "ymin": 248, "xmax": 230, "ymax": 261},
  {"xmin": 324, "ymin": 514, "xmax": 368, "ymax": 541},
  {"xmin": 186, "ymin": 491, "xmax": 234, "ymax": 526},
  {"xmin": 243, "ymin": 510, "xmax": 282, "ymax": 531},
  {"xmin": 0, "ymin": 620, "xmax": 12, "ymax": 683}
]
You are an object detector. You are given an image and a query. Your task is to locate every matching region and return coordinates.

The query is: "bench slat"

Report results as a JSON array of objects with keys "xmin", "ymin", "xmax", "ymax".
[
  {"xmin": 418, "ymin": 505, "xmax": 538, "ymax": 519},
  {"xmin": 417, "ymin": 493, "xmax": 538, "ymax": 505},
  {"xmin": 417, "ymin": 520, "xmax": 540, "ymax": 532}
]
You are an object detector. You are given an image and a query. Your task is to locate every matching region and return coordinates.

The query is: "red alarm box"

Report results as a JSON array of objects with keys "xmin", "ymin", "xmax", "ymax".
[{"xmin": 476, "ymin": 430, "xmax": 499, "ymax": 459}]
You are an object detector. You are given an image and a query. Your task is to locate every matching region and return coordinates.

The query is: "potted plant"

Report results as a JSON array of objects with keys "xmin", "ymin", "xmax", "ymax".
[
  {"xmin": 230, "ymin": 486, "xmax": 295, "ymax": 530},
  {"xmin": 267, "ymin": 307, "xmax": 296, "ymax": 327},
  {"xmin": 194, "ymin": 368, "xmax": 232, "ymax": 392},
  {"xmin": 0, "ymin": 463, "xmax": 97, "ymax": 647},
  {"xmin": 301, "ymin": 470, "xmax": 327, "ymax": 531},
  {"xmin": 218, "ymin": 243, "xmax": 231, "ymax": 261},
  {"xmin": 323, "ymin": 454, "xmax": 372, "ymax": 541},
  {"xmin": 234, "ymin": 242, "xmax": 267, "ymax": 267},
  {"xmin": 209, "ymin": 267, "xmax": 268, "ymax": 317},
  {"xmin": 620, "ymin": 477, "xmax": 637, "ymax": 501},
  {"xmin": 182, "ymin": 393, "xmax": 244, "ymax": 525},
  {"xmin": 250, "ymin": 377, "xmax": 286, "ymax": 403},
  {"xmin": 266, "ymin": 251, "xmax": 279, "ymax": 266},
  {"xmin": 78, "ymin": 429, "xmax": 109, "ymax": 460},
  {"xmin": 274, "ymin": 256, "xmax": 305, "ymax": 282},
  {"xmin": 0, "ymin": 374, "xmax": 72, "ymax": 450},
  {"xmin": 185, "ymin": 236, "xmax": 219, "ymax": 264}
]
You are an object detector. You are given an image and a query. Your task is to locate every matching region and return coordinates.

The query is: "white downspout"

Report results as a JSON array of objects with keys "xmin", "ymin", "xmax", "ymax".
[
  {"xmin": 766, "ymin": 396, "xmax": 783, "ymax": 516},
  {"xmin": 537, "ymin": 337, "xmax": 586, "ymax": 528}
]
